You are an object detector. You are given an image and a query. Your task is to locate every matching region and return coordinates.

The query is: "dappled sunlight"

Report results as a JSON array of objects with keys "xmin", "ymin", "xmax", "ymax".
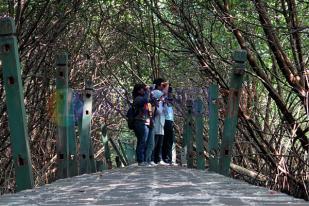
[{"xmin": 0, "ymin": 165, "xmax": 307, "ymax": 205}]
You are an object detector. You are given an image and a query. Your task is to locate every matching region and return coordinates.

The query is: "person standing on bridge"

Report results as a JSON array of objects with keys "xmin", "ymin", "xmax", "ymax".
[
  {"xmin": 132, "ymin": 83, "xmax": 151, "ymax": 166},
  {"xmin": 152, "ymin": 78, "xmax": 169, "ymax": 165},
  {"xmin": 162, "ymin": 86, "xmax": 175, "ymax": 165},
  {"xmin": 144, "ymin": 86, "xmax": 155, "ymax": 167}
]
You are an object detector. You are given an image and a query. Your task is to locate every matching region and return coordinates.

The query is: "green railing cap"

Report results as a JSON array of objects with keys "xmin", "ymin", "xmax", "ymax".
[
  {"xmin": 85, "ymin": 80, "xmax": 93, "ymax": 90},
  {"xmin": 232, "ymin": 50, "xmax": 247, "ymax": 62},
  {"xmin": 193, "ymin": 97, "xmax": 204, "ymax": 113},
  {"xmin": 0, "ymin": 17, "xmax": 16, "ymax": 35},
  {"xmin": 56, "ymin": 53, "xmax": 68, "ymax": 66}
]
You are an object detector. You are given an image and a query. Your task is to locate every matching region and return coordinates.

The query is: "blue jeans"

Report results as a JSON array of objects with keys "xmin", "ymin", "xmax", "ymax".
[
  {"xmin": 145, "ymin": 127, "xmax": 154, "ymax": 163},
  {"xmin": 133, "ymin": 120, "xmax": 149, "ymax": 163}
]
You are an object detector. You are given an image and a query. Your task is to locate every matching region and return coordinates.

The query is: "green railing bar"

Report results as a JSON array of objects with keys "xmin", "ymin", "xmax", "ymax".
[
  {"xmin": 86, "ymin": 81, "xmax": 96, "ymax": 173},
  {"xmin": 89, "ymin": 139, "xmax": 97, "ymax": 173},
  {"xmin": 105, "ymin": 142, "xmax": 112, "ymax": 169},
  {"xmin": 79, "ymin": 80, "xmax": 93, "ymax": 174},
  {"xmin": 219, "ymin": 50, "xmax": 247, "ymax": 176},
  {"xmin": 55, "ymin": 52, "xmax": 69, "ymax": 179},
  {"xmin": 122, "ymin": 141, "xmax": 135, "ymax": 164},
  {"xmin": 194, "ymin": 97, "xmax": 205, "ymax": 170},
  {"xmin": 0, "ymin": 17, "xmax": 34, "ymax": 191},
  {"xmin": 118, "ymin": 139, "xmax": 129, "ymax": 165},
  {"xmin": 208, "ymin": 84, "xmax": 219, "ymax": 172},
  {"xmin": 109, "ymin": 137, "xmax": 128, "ymax": 166},
  {"xmin": 185, "ymin": 100, "xmax": 194, "ymax": 168},
  {"xmin": 96, "ymin": 160, "xmax": 105, "ymax": 172},
  {"xmin": 67, "ymin": 88, "xmax": 78, "ymax": 177},
  {"xmin": 101, "ymin": 125, "xmax": 112, "ymax": 169}
]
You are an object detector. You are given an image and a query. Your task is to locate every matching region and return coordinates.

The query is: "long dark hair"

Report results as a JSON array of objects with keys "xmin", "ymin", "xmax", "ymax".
[
  {"xmin": 132, "ymin": 83, "xmax": 146, "ymax": 99},
  {"xmin": 153, "ymin": 78, "xmax": 165, "ymax": 89}
]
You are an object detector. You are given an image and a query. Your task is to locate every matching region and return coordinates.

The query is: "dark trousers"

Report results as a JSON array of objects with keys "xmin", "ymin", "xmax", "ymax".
[
  {"xmin": 133, "ymin": 121, "xmax": 148, "ymax": 163},
  {"xmin": 162, "ymin": 120, "xmax": 174, "ymax": 163},
  {"xmin": 154, "ymin": 134, "xmax": 164, "ymax": 163}
]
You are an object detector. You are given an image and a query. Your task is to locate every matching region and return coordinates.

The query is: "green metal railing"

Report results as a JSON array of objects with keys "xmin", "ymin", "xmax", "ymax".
[
  {"xmin": 55, "ymin": 52, "xmax": 70, "ymax": 179},
  {"xmin": 181, "ymin": 49, "xmax": 247, "ymax": 177},
  {"xmin": 218, "ymin": 50, "xmax": 247, "ymax": 176},
  {"xmin": 68, "ymin": 88, "xmax": 78, "ymax": 177},
  {"xmin": 0, "ymin": 16, "xmax": 247, "ymax": 192},
  {"xmin": 208, "ymin": 84, "xmax": 219, "ymax": 172},
  {"xmin": 79, "ymin": 80, "xmax": 95, "ymax": 174},
  {"xmin": 0, "ymin": 17, "xmax": 34, "ymax": 191}
]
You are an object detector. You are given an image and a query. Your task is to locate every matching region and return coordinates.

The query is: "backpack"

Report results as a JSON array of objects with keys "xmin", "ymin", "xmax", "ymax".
[{"xmin": 126, "ymin": 105, "xmax": 136, "ymax": 130}]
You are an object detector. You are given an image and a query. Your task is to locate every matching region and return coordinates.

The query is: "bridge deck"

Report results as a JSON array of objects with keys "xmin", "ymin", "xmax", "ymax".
[{"xmin": 0, "ymin": 166, "xmax": 306, "ymax": 206}]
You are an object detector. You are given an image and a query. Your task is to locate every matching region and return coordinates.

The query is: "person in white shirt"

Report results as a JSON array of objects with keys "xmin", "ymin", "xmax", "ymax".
[{"xmin": 151, "ymin": 78, "xmax": 169, "ymax": 165}]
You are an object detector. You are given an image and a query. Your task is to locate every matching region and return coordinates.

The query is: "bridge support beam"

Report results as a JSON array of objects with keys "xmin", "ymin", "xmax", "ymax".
[
  {"xmin": 101, "ymin": 125, "xmax": 112, "ymax": 169},
  {"xmin": 118, "ymin": 139, "xmax": 129, "ymax": 165},
  {"xmin": 0, "ymin": 17, "xmax": 34, "ymax": 191},
  {"xmin": 182, "ymin": 100, "xmax": 194, "ymax": 168},
  {"xmin": 79, "ymin": 80, "xmax": 95, "ymax": 174},
  {"xmin": 89, "ymin": 139, "xmax": 96, "ymax": 173},
  {"xmin": 219, "ymin": 50, "xmax": 247, "ymax": 176},
  {"xmin": 95, "ymin": 160, "xmax": 104, "ymax": 171},
  {"xmin": 67, "ymin": 88, "xmax": 78, "ymax": 177},
  {"xmin": 208, "ymin": 84, "xmax": 219, "ymax": 172},
  {"xmin": 55, "ymin": 52, "xmax": 69, "ymax": 179},
  {"xmin": 109, "ymin": 137, "xmax": 128, "ymax": 167},
  {"xmin": 105, "ymin": 142, "xmax": 112, "ymax": 169},
  {"xmin": 194, "ymin": 97, "xmax": 205, "ymax": 170},
  {"xmin": 123, "ymin": 140, "xmax": 135, "ymax": 165}
]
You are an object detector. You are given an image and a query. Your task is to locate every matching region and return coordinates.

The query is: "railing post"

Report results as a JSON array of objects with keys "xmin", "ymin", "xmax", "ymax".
[
  {"xmin": 89, "ymin": 139, "xmax": 97, "ymax": 173},
  {"xmin": 0, "ymin": 17, "xmax": 34, "ymax": 191},
  {"xmin": 219, "ymin": 50, "xmax": 247, "ymax": 176},
  {"xmin": 96, "ymin": 160, "xmax": 104, "ymax": 171},
  {"xmin": 123, "ymin": 140, "xmax": 135, "ymax": 164},
  {"xmin": 55, "ymin": 52, "xmax": 69, "ymax": 179},
  {"xmin": 115, "ymin": 156, "xmax": 121, "ymax": 168},
  {"xmin": 208, "ymin": 84, "xmax": 219, "ymax": 172},
  {"xmin": 183, "ymin": 99, "xmax": 194, "ymax": 168},
  {"xmin": 181, "ymin": 115, "xmax": 187, "ymax": 166},
  {"xmin": 79, "ymin": 80, "xmax": 94, "ymax": 174},
  {"xmin": 68, "ymin": 88, "xmax": 78, "ymax": 177},
  {"xmin": 194, "ymin": 97, "xmax": 205, "ymax": 170},
  {"xmin": 105, "ymin": 142, "xmax": 112, "ymax": 169},
  {"xmin": 109, "ymin": 137, "xmax": 128, "ymax": 166},
  {"xmin": 101, "ymin": 125, "xmax": 112, "ymax": 169},
  {"xmin": 118, "ymin": 139, "xmax": 129, "ymax": 165},
  {"xmin": 87, "ymin": 81, "xmax": 96, "ymax": 173}
]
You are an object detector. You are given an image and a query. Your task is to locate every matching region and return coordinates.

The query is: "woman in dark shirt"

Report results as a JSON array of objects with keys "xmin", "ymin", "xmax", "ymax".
[{"xmin": 132, "ymin": 84, "xmax": 150, "ymax": 166}]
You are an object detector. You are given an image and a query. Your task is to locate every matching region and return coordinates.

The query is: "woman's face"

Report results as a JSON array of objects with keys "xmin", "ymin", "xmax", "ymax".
[{"xmin": 138, "ymin": 88, "xmax": 145, "ymax": 96}]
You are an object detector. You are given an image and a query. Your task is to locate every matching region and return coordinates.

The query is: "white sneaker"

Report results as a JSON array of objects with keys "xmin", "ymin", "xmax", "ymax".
[
  {"xmin": 150, "ymin": 161, "xmax": 157, "ymax": 166},
  {"xmin": 158, "ymin": 161, "xmax": 169, "ymax": 166},
  {"xmin": 170, "ymin": 162, "xmax": 178, "ymax": 166}
]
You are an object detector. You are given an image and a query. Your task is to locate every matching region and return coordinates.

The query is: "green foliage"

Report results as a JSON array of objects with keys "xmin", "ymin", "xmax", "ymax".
[{"xmin": 1, "ymin": 0, "xmax": 309, "ymax": 200}]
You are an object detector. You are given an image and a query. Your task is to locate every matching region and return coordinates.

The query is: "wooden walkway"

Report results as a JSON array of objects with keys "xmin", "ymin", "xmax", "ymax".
[{"xmin": 0, "ymin": 166, "xmax": 307, "ymax": 206}]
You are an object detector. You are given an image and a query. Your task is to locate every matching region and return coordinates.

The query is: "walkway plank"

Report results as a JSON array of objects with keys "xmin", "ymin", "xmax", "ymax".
[{"xmin": 0, "ymin": 166, "xmax": 306, "ymax": 205}]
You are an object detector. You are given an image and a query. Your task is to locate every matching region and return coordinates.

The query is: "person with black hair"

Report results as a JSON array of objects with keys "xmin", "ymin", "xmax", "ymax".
[
  {"xmin": 162, "ymin": 86, "xmax": 176, "ymax": 165},
  {"xmin": 153, "ymin": 78, "xmax": 169, "ymax": 91},
  {"xmin": 151, "ymin": 78, "xmax": 169, "ymax": 165},
  {"xmin": 132, "ymin": 83, "xmax": 151, "ymax": 166}
]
